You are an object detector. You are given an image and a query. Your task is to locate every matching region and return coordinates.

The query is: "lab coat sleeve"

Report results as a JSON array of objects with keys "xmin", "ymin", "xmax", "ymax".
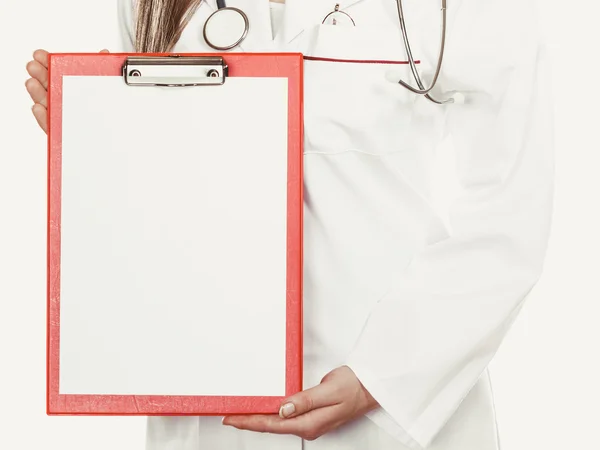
[
  {"xmin": 345, "ymin": 3, "xmax": 554, "ymax": 449},
  {"xmin": 117, "ymin": 0, "xmax": 136, "ymax": 52}
]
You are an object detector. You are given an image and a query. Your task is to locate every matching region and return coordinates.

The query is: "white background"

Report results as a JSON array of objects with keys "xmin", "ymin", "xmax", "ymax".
[{"xmin": 0, "ymin": 1, "xmax": 598, "ymax": 449}]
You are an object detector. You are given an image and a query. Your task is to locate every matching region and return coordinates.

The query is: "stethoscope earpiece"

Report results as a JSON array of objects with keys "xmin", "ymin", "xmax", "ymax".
[
  {"xmin": 385, "ymin": 70, "xmax": 466, "ymax": 105},
  {"xmin": 451, "ymin": 92, "xmax": 466, "ymax": 105}
]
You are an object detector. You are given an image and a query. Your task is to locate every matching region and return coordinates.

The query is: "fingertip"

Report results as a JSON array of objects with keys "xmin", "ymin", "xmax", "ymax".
[
  {"xmin": 33, "ymin": 49, "xmax": 47, "ymax": 61},
  {"xmin": 33, "ymin": 49, "xmax": 50, "ymax": 69},
  {"xmin": 279, "ymin": 402, "xmax": 296, "ymax": 419},
  {"xmin": 25, "ymin": 76, "xmax": 39, "ymax": 92},
  {"xmin": 32, "ymin": 103, "xmax": 48, "ymax": 134},
  {"xmin": 25, "ymin": 60, "xmax": 36, "ymax": 76}
]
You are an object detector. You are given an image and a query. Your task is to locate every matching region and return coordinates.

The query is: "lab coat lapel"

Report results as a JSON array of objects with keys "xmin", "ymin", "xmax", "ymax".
[{"xmin": 281, "ymin": 0, "xmax": 308, "ymax": 45}]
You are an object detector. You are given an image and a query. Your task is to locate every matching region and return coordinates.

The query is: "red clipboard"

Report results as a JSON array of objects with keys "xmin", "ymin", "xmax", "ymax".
[{"xmin": 47, "ymin": 53, "xmax": 303, "ymax": 415}]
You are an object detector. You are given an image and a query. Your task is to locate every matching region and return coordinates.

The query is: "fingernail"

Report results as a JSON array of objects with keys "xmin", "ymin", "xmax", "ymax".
[{"xmin": 279, "ymin": 402, "xmax": 295, "ymax": 418}]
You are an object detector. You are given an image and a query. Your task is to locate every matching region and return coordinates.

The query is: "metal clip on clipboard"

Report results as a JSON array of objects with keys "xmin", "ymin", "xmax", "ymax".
[{"xmin": 123, "ymin": 56, "xmax": 228, "ymax": 87}]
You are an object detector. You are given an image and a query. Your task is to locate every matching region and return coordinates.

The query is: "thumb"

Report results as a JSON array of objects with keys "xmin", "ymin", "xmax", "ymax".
[
  {"xmin": 278, "ymin": 380, "xmax": 338, "ymax": 419},
  {"xmin": 99, "ymin": 49, "xmax": 110, "ymax": 53}
]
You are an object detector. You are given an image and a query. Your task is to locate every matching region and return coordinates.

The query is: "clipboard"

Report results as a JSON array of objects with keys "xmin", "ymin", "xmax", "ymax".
[{"xmin": 47, "ymin": 53, "xmax": 303, "ymax": 416}]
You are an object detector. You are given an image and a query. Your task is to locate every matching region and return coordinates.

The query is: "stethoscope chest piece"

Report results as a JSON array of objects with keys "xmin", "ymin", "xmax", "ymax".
[{"xmin": 203, "ymin": 6, "xmax": 249, "ymax": 50}]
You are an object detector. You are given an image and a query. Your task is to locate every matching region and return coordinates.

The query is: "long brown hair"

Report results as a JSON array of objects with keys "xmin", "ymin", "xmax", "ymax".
[{"xmin": 135, "ymin": 0, "xmax": 201, "ymax": 53}]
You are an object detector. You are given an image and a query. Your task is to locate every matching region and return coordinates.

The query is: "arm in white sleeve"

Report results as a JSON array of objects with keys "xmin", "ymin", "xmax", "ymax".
[
  {"xmin": 117, "ymin": 0, "xmax": 136, "ymax": 52},
  {"xmin": 345, "ymin": 2, "xmax": 554, "ymax": 448}
]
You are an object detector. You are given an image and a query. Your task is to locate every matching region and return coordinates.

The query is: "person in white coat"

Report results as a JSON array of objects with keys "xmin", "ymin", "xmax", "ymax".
[{"xmin": 25, "ymin": 0, "xmax": 554, "ymax": 449}]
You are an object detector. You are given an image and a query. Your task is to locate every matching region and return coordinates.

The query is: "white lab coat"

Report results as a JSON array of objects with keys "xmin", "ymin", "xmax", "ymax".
[{"xmin": 117, "ymin": 0, "xmax": 554, "ymax": 449}]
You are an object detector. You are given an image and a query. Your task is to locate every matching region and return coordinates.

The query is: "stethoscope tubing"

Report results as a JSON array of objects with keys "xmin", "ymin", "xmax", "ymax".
[
  {"xmin": 395, "ymin": 0, "xmax": 453, "ymax": 104},
  {"xmin": 205, "ymin": 0, "xmax": 453, "ymax": 104}
]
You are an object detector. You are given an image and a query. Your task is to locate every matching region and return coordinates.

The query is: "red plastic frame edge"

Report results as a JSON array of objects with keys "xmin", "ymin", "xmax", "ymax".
[{"xmin": 46, "ymin": 53, "xmax": 304, "ymax": 416}]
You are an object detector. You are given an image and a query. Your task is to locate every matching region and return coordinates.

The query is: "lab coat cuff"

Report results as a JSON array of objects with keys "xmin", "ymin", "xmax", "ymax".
[{"xmin": 345, "ymin": 359, "xmax": 427, "ymax": 450}]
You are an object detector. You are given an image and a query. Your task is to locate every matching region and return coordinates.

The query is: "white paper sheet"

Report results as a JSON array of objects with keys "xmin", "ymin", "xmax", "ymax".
[{"xmin": 58, "ymin": 76, "xmax": 289, "ymax": 396}]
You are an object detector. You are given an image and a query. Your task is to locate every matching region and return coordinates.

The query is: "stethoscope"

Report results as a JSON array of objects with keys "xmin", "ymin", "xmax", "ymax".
[
  {"xmin": 203, "ymin": 0, "xmax": 249, "ymax": 51},
  {"xmin": 394, "ymin": 0, "xmax": 458, "ymax": 105},
  {"xmin": 203, "ymin": 0, "xmax": 458, "ymax": 105}
]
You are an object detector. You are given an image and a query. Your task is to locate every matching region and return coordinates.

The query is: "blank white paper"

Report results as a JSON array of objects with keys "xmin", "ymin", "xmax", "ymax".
[{"xmin": 59, "ymin": 76, "xmax": 289, "ymax": 396}]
